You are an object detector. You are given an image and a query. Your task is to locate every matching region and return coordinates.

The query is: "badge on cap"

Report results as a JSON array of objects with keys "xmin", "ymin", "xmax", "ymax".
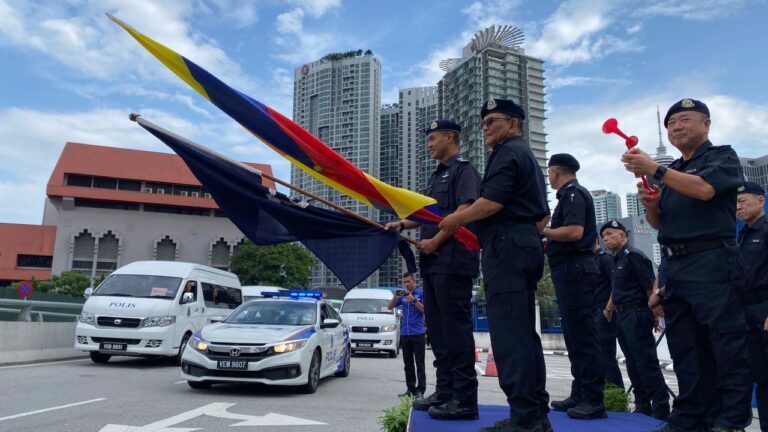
[
  {"xmin": 738, "ymin": 185, "xmax": 745, "ymax": 192},
  {"xmin": 430, "ymin": 121, "xmax": 438, "ymax": 130},
  {"xmin": 611, "ymin": 220, "xmax": 619, "ymax": 228},
  {"xmin": 681, "ymin": 98, "xmax": 695, "ymax": 108},
  {"xmin": 486, "ymin": 100, "xmax": 497, "ymax": 110}
]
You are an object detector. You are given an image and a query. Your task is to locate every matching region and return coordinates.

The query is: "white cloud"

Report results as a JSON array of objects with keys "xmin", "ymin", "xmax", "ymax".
[
  {"xmin": 627, "ymin": 24, "xmax": 642, "ymax": 34},
  {"xmin": 634, "ymin": 0, "xmax": 752, "ymax": 21},
  {"xmin": 547, "ymin": 75, "xmax": 631, "ymax": 90},
  {"xmin": 272, "ymin": 1, "xmax": 342, "ymax": 64}
]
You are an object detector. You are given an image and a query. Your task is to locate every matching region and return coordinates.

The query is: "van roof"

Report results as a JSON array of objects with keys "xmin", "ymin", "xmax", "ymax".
[
  {"xmin": 343, "ymin": 288, "xmax": 394, "ymax": 300},
  {"xmin": 112, "ymin": 261, "xmax": 239, "ymax": 280}
]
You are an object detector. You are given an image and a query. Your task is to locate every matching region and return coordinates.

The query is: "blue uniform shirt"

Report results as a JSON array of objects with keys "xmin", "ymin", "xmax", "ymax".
[
  {"xmin": 546, "ymin": 178, "xmax": 598, "ymax": 258},
  {"xmin": 738, "ymin": 214, "xmax": 768, "ymax": 295},
  {"xmin": 395, "ymin": 289, "xmax": 426, "ymax": 336},
  {"xmin": 611, "ymin": 245, "xmax": 655, "ymax": 304},
  {"xmin": 594, "ymin": 248, "xmax": 614, "ymax": 306},
  {"xmin": 658, "ymin": 141, "xmax": 743, "ymax": 244}
]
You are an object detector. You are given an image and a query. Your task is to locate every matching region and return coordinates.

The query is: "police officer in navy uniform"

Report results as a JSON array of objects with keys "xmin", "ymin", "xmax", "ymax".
[
  {"xmin": 387, "ymin": 119, "xmax": 481, "ymax": 420},
  {"xmin": 600, "ymin": 220, "xmax": 670, "ymax": 420},
  {"xmin": 541, "ymin": 154, "xmax": 607, "ymax": 420},
  {"xmin": 736, "ymin": 181, "xmax": 768, "ymax": 431},
  {"xmin": 440, "ymin": 99, "xmax": 551, "ymax": 432},
  {"xmin": 623, "ymin": 98, "xmax": 752, "ymax": 431},
  {"xmin": 592, "ymin": 239, "xmax": 624, "ymax": 390}
]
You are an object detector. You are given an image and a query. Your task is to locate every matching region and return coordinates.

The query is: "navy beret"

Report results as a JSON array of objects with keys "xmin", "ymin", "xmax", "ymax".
[
  {"xmin": 600, "ymin": 219, "xmax": 627, "ymax": 236},
  {"xmin": 664, "ymin": 98, "xmax": 710, "ymax": 128},
  {"xmin": 480, "ymin": 98, "xmax": 525, "ymax": 121},
  {"xmin": 737, "ymin": 181, "xmax": 766, "ymax": 196},
  {"xmin": 425, "ymin": 119, "xmax": 461, "ymax": 135},
  {"xmin": 547, "ymin": 153, "xmax": 580, "ymax": 172}
]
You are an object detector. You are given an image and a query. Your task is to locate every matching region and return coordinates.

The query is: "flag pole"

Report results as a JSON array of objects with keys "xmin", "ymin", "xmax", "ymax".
[{"xmin": 129, "ymin": 113, "xmax": 419, "ymax": 247}]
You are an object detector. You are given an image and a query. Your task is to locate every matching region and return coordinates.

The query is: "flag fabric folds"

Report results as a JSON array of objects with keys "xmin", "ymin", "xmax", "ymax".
[
  {"xmin": 135, "ymin": 116, "xmax": 416, "ymax": 290},
  {"xmin": 109, "ymin": 14, "xmax": 479, "ymax": 252}
]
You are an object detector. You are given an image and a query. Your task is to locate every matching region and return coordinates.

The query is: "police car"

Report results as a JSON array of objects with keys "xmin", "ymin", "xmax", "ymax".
[{"xmin": 181, "ymin": 291, "xmax": 350, "ymax": 393}]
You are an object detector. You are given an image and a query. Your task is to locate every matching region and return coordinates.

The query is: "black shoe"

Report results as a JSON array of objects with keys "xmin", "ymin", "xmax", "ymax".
[
  {"xmin": 651, "ymin": 402, "xmax": 670, "ymax": 420},
  {"xmin": 479, "ymin": 419, "xmax": 544, "ymax": 432},
  {"xmin": 633, "ymin": 401, "xmax": 652, "ymax": 416},
  {"xmin": 427, "ymin": 399, "xmax": 479, "ymax": 420},
  {"xmin": 413, "ymin": 391, "xmax": 423, "ymax": 399},
  {"xmin": 539, "ymin": 415, "xmax": 553, "ymax": 432},
  {"xmin": 412, "ymin": 392, "xmax": 451, "ymax": 411},
  {"xmin": 566, "ymin": 401, "xmax": 607, "ymax": 419},
  {"xmin": 643, "ymin": 425, "xmax": 697, "ymax": 432},
  {"xmin": 550, "ymin": 396, "xmax": 580, "ymax": 412},
  {"xmin": 398, "ymin": 389, "xmax": 415, "ymax": 398}
]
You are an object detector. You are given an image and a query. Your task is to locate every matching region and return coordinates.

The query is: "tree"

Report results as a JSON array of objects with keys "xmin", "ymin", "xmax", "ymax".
[
  {"xmin": 230, "ymin": 241, "xmax": 313, "ymax": 288},
  {"xmin": 9, "ymin": 270, "xmax": 92, "ymax": 298},
  {"xmin": 535, "ymin": 260, "xmax": 557, "ymax": 309}
]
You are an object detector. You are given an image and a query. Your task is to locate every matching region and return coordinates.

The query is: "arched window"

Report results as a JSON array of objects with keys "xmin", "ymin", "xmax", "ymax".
[
  {"xmin": 232, "ymin": 238, "xmax": 247, "ymax": 257},
  {"xmin": 72, "ymin": 230, "xmax": 95, "ymax": 273},
  {"xmin": 97, "ymin": 232, "xmax": 119, "ymax": 276},
  {"xmin": 156, "ymin": 236, "xmax": 177, "ymax": 261},
  {"xmin": 210, "ymin": 238, "xmax": 230, "ymax": 270}
]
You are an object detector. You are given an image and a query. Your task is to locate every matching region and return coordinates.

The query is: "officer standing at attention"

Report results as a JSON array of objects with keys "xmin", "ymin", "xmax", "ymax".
[
  {"xmin": 592, "ymin": 239, "xmax": 624, "ymax": 390},
  {"xmin": 387, "ymin": 119, "xmax": 481, "ymax": 421},
  {"xmin": 541, "ymin": 154, "xmax": 607, "ymax": 420},
  {"xmin": 623, "ymin": 98, "xmax": 752, "ymax": 431},
  {"xmin": 439, "ymin": 99, "xmax": 551, "ymax": 432},
  {"xmin": 600, "ymin": 220, "xmax": 670, "ymax": 420},
  {"xmin": 736, "ymin": 181, "xmax": 768, "ymax": 431}
]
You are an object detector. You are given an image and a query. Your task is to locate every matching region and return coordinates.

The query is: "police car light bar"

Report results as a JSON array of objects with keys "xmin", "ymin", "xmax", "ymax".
[{"xmin": 262, "ymin": 291, "xmax": 322, "ymax": 299}]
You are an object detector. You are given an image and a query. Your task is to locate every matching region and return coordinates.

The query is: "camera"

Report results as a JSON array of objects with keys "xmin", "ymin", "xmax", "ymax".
[{"xmin": 395, "ymin": 289, "xmax": 406, "ymax": 297}]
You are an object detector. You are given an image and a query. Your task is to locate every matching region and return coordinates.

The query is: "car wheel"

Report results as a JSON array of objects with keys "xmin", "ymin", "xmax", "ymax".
[
  {"xmin": 298, "ymin": 350, "xmax": 321, "ymax": 394},
  {"xmin": 334, "ymin": 345, "xmax": 351, "ymax": 377},
  {"xmin": 187, "ymin": 380, "xmax": 212, "ymax": 390},
  {"xmin": 388, "ymin": 346, "xmax": 399, "ymax": 358},
  {"xmin": 89, "ymin": 351, "xmax": 111, "ymax": 364},
  {"xmin": 173, "ymin": 333, "xmax": 191, "ymax": 366}
]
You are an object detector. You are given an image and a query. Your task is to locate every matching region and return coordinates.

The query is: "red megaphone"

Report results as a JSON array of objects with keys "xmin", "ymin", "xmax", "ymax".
[{"xmin": 602, "ymin": 118, "xmax": 639, "ymax": 149}]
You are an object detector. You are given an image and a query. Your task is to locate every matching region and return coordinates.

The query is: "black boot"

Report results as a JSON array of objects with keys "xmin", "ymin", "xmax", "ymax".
[
  {"xmin": 426, "ymin": 399, "xmax": 479, "ymax": 420},
  {"xmin": 566, "ymin": 401, "xmax": 607, "ymax": 419},
  {"xmin": 550, "ymin": 396, "xmax": 580, "ymax": 412},
  {"xmin": 650, "ymin": 401, "xmax": 669, "ymax": 420},
  {"xmin": 633, "ymin": 401, "xmax": 652, "ymax": 416},
  {"xmin": 479, "ymin": 419, "xmax": 544, "ymax": 432},
  {"xmin": 412, "ymin": 392, "xmax": 451, "ymax": 411}
]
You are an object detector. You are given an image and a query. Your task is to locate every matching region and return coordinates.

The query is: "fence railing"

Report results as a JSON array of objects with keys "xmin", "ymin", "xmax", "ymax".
[
  {"xmin": 471, "ymin": 301, "xmax": 563, "ymax": 334},
  {"xmin": 0, "ymin": 299, "xmax": 83, "ymax": 322}
]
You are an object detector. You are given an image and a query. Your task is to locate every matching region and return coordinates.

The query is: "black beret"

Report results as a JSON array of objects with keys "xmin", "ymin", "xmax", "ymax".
[
  {"xmin": 424, "ymin": 119, "xmax": 461, "ymax": 135},
  {"xmin": 737, "ymin": 181, "xmax": 766, "ymax": 196},
  {"xmin": 547, "ymin": 153, "xmax": 580, "ymax": 172},
  {"xmin": 600, "ymin": 220, "xmax": 627, "ymax": 236},
  {"xmin": 664, "ymin": 98, "xmax": 710, "ymax": 128},
  {"xmin": 480, "ymin": 98, "xmax": 525, "ymax": 121}
]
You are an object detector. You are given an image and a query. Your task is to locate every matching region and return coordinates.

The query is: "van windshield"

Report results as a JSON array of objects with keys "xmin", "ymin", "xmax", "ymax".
[
  {"xmin": 341, "ymin": 298, "xmax": 392, "ymax": 314},
  {"xmin": 94, "ymin": 274, "xmax": 183, "ymax": 299},
  {"xmin": 224, "ymin": 301, "xmax": 316, "ymax": 326}
]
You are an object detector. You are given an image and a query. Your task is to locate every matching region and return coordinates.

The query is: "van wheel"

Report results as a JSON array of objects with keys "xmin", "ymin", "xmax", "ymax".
[
  {"xmin": 298, "ymin": 350, "xmax": 321, "ymax": 394},
  {"xmin": 188, "ymin": 381, "xmax": 211, "ymax": 390},
  {"xmin": 388, "ymin": 347, "xmax": 399, "ymax": 358},
  {"xmin": 90, "ymin": 351, "xmax": 111, "ymax": 363},
  {"xmin": 173, "ymin": 333, "xmax": 191, "ymax": 366},
  {"xmin": 335, "ymin": 345, "xmax": 351, "ymax": 377}
]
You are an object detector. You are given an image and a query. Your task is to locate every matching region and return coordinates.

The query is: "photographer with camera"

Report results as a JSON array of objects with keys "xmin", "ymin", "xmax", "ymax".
[{"xmin": 388, "ymin": 273, "xmax": 426, "ymax": 398}]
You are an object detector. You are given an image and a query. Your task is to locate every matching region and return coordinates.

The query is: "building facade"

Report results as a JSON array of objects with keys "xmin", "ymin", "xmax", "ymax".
[
  {"xmin": 625, "ymin": 192, "xmax": 646, "ymax": 217},
  {"xmin": 619, "ymin": 215, "xmax": 661, "ymax": 270},
  {"xmin": 292, "ymin": 52, "xmax": 381, "ymax": 287},
  {"xmin": 591, "ymin": 189, "xmax": 623, "ymax": 227},
  {"xmin": 741, "ymin": 155, "xmax": 768, "ymax": 192},
  {"xmin": 377, "ymin": 104, "xmax": 403, "ymax": 287}
]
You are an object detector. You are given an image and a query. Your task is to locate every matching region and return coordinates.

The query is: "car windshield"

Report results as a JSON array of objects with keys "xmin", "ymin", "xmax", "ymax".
[
  {"xmin": 224, "ymin": 301, "xmax": 317, "ymax": 326},
  {"xmin": 341, "ymin": 298, "xmax": 392, "ymax": 314},
  {"xmin": 93, "ymin": 274, "xmax": 183, "ymax": 299}
]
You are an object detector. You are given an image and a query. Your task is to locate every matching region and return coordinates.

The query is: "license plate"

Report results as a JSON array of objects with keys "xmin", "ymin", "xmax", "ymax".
[
  {"xmin": 217, "ymin": 359, "xmax": 248, "ymax": 370},
  {"xmin": 99, "ymin": 343, "xmax": 126, "ymax": 351},
  {"xmin": 357, "ymin": 342, "xmax": 373, "ymax": 348}
]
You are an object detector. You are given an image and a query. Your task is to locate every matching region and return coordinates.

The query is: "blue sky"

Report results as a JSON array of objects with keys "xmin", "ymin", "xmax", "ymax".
[{"xmin": 2, "ymin": 0, "xmax": 767, "ymax": 225}]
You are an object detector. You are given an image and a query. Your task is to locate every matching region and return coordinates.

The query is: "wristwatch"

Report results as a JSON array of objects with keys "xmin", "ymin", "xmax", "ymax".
[
  {"xmin": 653, "ymin": 165, "xmax": 668, "ymax": 181},
  {"xmin": 398, "ymin": 221, "xmax": 405, "ymax": 231}
]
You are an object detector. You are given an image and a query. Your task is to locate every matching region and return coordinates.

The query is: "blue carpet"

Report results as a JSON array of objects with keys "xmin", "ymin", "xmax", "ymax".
[{"xmin": 409, "ymin": 405, "xmax": 666, "ymax": 431}]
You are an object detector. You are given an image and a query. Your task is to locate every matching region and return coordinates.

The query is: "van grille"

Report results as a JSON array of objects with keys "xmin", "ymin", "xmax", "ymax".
[
  {"xmin": 351, "ymin": 326, "xmax": 379, "ymax": 333},
  {"xmin": 97, "ymin": 316, "xmax": 141, "ymax": 328},
  {"xmin": 91, "ymin": 337, "xmax": 141, "ymax": 345}
]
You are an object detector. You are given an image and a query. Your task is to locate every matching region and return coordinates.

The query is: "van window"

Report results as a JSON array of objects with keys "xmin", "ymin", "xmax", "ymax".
[
  {"xmin": 341, "ymin": 298, "xmax": 392, "ymax": 314},
  {"xmin": 94, "ymin": 274, "xmax": 182, "ymax": 299},
  {"xmin": 202, "ymin": 283, "xmax": 242, "ymax": 309}
]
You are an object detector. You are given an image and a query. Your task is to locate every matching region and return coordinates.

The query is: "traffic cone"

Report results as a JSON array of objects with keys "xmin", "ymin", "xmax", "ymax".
[{"xmin": 484, "ymin": 352, "xmax": 498, "ymax": 377}]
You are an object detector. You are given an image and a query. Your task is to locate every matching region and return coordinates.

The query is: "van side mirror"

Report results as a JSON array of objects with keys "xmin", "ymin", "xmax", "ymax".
[
  {"xmin": 320, "ymin": 318, "xmax": 340, "ymax": 329},
  {"xmin": 84, "ymin": 287, "xmax": 93, "ymax": 299},
  {"xmin": 181, "ymin": 292, "xmax": 195, "ymax": 304}
]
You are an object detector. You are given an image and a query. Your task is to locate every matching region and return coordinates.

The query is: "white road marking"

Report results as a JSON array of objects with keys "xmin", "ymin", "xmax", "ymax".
[
  {"xmin": 475, "ymin": 365, "xmax": 485, "ymax": 376},
  {"xmin": 0, "ymin": 358, "xmax": 89, "ymax": 370},
  {"xmin": 0, "ymin": 398, "xmax": 107, "ymax": 422},
  {"xmin": 174, "ymin": 380, "xmax": 186, "ymax": 384}
]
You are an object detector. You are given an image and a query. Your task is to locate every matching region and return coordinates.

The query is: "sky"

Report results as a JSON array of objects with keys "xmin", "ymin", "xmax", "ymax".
[{"xmin": 2, "ymin": 0, "xmax": 768, "ymax": 225}]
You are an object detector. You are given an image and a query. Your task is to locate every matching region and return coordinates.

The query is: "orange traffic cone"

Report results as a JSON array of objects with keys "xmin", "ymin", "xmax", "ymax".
[{"xmin": 484, "ymin": 352, "xmax": 498, "ymax": 377}]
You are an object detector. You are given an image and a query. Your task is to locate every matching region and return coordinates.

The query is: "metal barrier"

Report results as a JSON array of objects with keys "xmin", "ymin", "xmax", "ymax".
[
  {"xmin": 539, "ymin": 306, "xmax": 563, "ymax": 334},
  {"xmin": 471, "ymin": 301, "xmax": 489, "ymax": 332},
  {"xmin": 0, "ymin": 299, "xmax": 83, "ymax": 322}
]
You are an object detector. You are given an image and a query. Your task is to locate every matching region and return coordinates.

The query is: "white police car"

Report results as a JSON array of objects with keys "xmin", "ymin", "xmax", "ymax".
[{"xmin": 181, "ymin": 291, "xmax": 350, "ymax": 393}]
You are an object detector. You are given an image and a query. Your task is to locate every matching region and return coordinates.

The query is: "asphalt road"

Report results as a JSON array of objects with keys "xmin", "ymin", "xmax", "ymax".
[{"xmin": 0, "ymin": 350, "xmax": 759, "ymax": 431}]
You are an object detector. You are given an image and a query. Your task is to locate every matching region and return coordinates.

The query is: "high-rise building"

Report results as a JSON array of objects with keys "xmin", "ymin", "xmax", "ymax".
[
  {"xmin": 399, "ymin": 87, "xmax": 438, "ymax": 195},
  {"xmin": 591, "ymin": 190, "xmax": 623, "ymax": 227},
  {"xmin": 377, "ymin": 103, "xmax": 403, "ymax": 287},
  {"xmin": 437, "ymin": 25, "xmax": 547, "ymax": 174},
  {"xmin": 292, "ymin": 51, "xmax": 381, "ymax": 288},
  {"xmin": 626, "ymin": 192, "xmax": 646, "ymax": 217},
  {"xmin": 620, "ymin": 215, "xmax": 661, "ymax": 270},
  {"xmin": 741, "ymin": 155, "xmax": 768, "ymax": 192}
]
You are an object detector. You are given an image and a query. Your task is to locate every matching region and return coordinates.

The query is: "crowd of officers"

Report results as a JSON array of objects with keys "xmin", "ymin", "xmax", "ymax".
[{"xmin": 386, "ymin": 97, "xmax": 767, "ymax": 432}]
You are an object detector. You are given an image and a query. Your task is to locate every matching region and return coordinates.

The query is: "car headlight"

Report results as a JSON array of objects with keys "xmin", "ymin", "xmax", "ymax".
[
  {"xmin": 380, "ymin": 324, "xmax": 396, "ymax": 332},
  {"xmin": 189, "ymin": 335, "xmax": 208, "ymax": 352},
  {"xmin": 79, "ymin": 312, "xmax": 95, "ymax": 325},
  {"xmin": 272, "ymin": 340, "xmax": 308, "ymax": 354},
  {"xmin": 141, "ymin": 316, "xmax": 176, "ymax": 327}
]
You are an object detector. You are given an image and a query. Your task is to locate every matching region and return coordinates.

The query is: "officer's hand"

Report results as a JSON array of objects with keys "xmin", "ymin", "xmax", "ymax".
[
  {"xmin": 764, "ymin": 317, "xmax": 768, "ymax": 332},
  {"xmin": 417, "ymin": 239, "xmax": 439, "ymax": 255},
  {"xmin": 439, "ymin": 213, "xmax": 463, "ymax": 234},
  {"xmin": 404, "ymin": 294, "xmax": 415, "ymax": 303},
  {"xmin": 536, "ymin": 214, "xmax": 551, "ymax": 233},
  {"xmin": 621, "ymin": 149, "xmax": 656, "ymax": 176},
  {"xmin": 653, "ymin": 315, "xmax": 664, "ymax": 332},
  {"xmin": 638, "ymin": 183, "xmax": 661, "ymax": 209},
  {"xmin": 652, "ymin": 304, "xmax": 664, "ymax": 320},
  {"xmin": 603, "ymin": 308, "xmax": 613, "ymax": 322},
  {"xmin": 384, "ymin": 221, "xmax": 402, "ymax": 232},
  {"xmin": 648, "ymin": 289, "xmax": 665, "ymax": 309}
]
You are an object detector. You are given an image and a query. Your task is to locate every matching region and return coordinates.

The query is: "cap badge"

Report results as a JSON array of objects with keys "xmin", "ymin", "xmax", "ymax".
[
  {"xmin": 486, "ymin": 100, "xmax": 497, "ymax": 109},
  {"xmin": 681, "ymin": 98, "xmax": 695, "ymax": 108},
  {"xmin": 430, "ymin": 121, "xmax": 438, "ymax": 130},
  {"xmin": 738, "ymin": 185, "xmax": 745, "ymax": 192},
  {"xmin": 611, "ymin": 220, "xmax": 619, "ymax": 227}
]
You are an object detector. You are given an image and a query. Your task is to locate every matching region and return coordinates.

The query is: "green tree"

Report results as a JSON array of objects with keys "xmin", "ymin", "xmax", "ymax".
[
  {"xmin": 536, "ymin": 260, "xmax": 557, "ymax": 309},
  {"xmin": 230, "ymin": 241, "xmax": 313, "ymax": 288},
  {"xmin": 9, "ymin": 270, "xmax": 93, "ymax": 298}
]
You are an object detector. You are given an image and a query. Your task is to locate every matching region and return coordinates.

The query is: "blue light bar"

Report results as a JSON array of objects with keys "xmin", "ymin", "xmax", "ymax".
[{"xmin": 262, "ymin": 291, "xmax": 322, "ymax": 299}]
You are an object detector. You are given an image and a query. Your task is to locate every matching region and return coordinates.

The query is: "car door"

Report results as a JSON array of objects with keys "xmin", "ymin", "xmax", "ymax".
[{"xmin": 319, "ymin": 303, "xmax": 339, "ymax": 374}]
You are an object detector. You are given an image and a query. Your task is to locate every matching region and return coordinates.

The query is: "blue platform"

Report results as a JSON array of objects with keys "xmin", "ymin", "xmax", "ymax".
[{"xmin": 409, "ymin": 405, "xmax": 666, "ymax": 432}]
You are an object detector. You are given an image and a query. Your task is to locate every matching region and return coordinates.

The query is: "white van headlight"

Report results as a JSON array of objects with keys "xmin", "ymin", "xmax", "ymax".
[
  {"xmin": 79, "ymin": 312, "xmax": 95, "ymax": 325},
  {"xmin": 272, "ymin": 340, "xmax": 307, "ymax": 354},
  {"xmin": 380, "ymin": 324, "xmax": 396, "ymax": 332},
  {"xmin": 141, "ymin": 316, "xmax": 176, "ymax": 327}
]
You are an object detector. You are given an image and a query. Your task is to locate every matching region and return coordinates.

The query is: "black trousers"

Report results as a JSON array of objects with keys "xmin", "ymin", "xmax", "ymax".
[
  {"xmin": 422, "ymin": 273, "xmax": 477, "ymax": 403},
  {"xmin": 616, "ymin": 307, "xmax": 668, "ymax": 406},
  {"xmin": 745, "ymin": 301, "xmax": 768, "ymax": 431},
  {"xmin": 400, "ymin": 334, "xmax": 426, "ymax": 394},
  {"xmin": 662, "ymin": 246, "xmax": 752, "ymax": 430},
  {"xmin": 593, "ymin": 308, "xmax": 624, "ymax": 389}
]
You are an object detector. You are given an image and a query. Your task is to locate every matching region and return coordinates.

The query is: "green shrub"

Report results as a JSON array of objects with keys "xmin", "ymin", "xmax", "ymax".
[
  {"xmin": 377, "ymin": 395, "xmax": 414, "ymax": 432},
  {"xmin": 604, "ymin": 382, "xmax": 630, "ymax": 412}
]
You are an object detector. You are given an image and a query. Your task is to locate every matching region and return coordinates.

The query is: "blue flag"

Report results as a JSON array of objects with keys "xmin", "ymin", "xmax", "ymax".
[{"xmin": 134, "ymin": 116, "xmax": 416, "ymax": 289}]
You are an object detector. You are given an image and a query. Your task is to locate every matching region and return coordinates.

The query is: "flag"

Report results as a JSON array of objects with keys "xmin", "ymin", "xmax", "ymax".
[
  {"xmin": 109, "ymin": 14, "xmax": 479, "ymax": 252},
  {"xmin": 134, "ymin": 116, "xmax": 416, "ymax": 290}
]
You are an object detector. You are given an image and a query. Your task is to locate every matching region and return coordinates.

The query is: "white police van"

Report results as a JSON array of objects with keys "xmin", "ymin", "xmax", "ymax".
[
  {"xmin": 340, "ymin": 288, "xmax": 400, "ymax": 357},
  {"xmin": 75, "ymin": 261, "xmax": 242, "ymax": 364}
]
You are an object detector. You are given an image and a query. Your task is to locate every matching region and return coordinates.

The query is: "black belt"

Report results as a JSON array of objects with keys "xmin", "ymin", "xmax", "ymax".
[
  {"xmin": 548, "ymin": 253, "xmax": 593, "ymax": 267},
  {"xmin": 660, "ymin": 239, "xmax": 731, "ymax": 258},
  {"xmin": 615, "ymin": 299, "xmax": 646, "ymax": 312}
]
